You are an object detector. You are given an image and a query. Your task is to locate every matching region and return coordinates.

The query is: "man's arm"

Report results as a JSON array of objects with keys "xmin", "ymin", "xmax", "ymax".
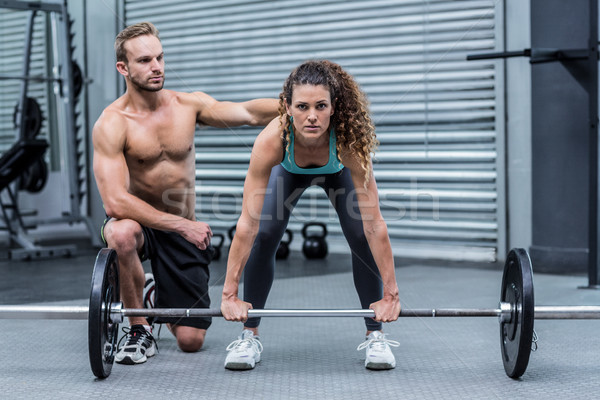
[
  {"xmin": 92, "ymin": 111, "xmax": 211, "ymax": 249},
  {"xmin": 191, "ymin": 91, "xmax": 279, "ymax": 128}
]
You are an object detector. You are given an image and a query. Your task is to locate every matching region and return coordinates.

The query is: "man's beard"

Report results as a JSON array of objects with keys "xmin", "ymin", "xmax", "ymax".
[{"xmin": 130, "ymin": 74, "xmax": 164, "ymax": 92}]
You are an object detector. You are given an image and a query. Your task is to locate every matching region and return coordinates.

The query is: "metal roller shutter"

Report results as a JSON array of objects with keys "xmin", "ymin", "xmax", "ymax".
[{"xmin": 124, "ymin": 0, "xmax": 503, "ymax": 261}]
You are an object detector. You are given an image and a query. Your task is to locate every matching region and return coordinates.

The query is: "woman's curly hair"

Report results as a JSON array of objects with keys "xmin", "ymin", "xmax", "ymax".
[{"xmin": 278, "ymin": 60, "xmax": 378, "ymax": 186}]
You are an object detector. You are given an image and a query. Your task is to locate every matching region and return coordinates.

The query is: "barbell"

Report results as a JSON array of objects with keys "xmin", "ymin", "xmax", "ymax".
[
  {"xmin": 1, "ymin": 61, "xmax": 85, "ymax": 97},
  {"xmin": 0, "ymin": 248, "xmax": 599, "ymax": 380}
]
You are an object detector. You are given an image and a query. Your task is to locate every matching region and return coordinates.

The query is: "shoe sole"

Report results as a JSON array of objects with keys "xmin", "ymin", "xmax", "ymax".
[
  {"xmin": 225, "ymin": 362, "xmax": 255, "ymax": 370},
  {"xmin": 116, "ymin": 355, "xmax": 148, "ymax": 365},
  {"xmin": 225, "ymin": 358, "xmax": 259, "ymax": 370},
  {"xmin": 366, "ymin": 361, "xmax": 395, "ymax": 370},
  {"xmin": 115, "ymin": 347, "xmax": 156, "ymax": 365}
]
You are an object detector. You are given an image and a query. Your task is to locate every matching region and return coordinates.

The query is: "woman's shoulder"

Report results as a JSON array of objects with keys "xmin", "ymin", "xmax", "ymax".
[
  {"xmin": 338, "ymin": 145, "xmax": 370, "ymax": 170},
  {"xmin": 257, "ymin": 117, "xmax": 284, "ymax": 140},
  {"xmin": 252, "ymin": 117, "xmax": 285, "ymax": 165}
]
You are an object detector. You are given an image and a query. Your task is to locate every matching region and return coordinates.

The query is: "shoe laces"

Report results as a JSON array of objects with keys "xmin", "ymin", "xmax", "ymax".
[
  {"xmin": 154, "ymin": 323, "xmax": 163, "ymax": 341},
  {"xmin": 356, "ymin": 333, "xmax": 400, "ymax": 352},
  {"xmin": 117, "ymin": 325, "xmax": 159, "ymax": 353},
  {"xmin": 226, "ymin": 335, "xmax": 263, "ymax": 354}
]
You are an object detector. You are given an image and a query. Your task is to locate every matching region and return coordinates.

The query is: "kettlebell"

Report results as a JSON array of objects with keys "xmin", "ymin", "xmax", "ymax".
[
  {"xmin": 301, "ymin": 222, "xmax": 328, "ymax": 259},
  {"xmin": 211, "ymin": 233, "xmax": 225, "ymax": 260},
  {"xmin": 275, "ymin": 229, "xmax": 293, "ymax": 260}
]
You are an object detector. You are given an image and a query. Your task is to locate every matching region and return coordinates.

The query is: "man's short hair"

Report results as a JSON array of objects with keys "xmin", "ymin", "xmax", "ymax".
[{"xmin": 114, "ymin": 22, "xmax": 160, "ymax": 63}]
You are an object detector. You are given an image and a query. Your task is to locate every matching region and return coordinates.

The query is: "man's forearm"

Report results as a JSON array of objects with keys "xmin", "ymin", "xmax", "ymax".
[{"xmin": 104, "ymin": 192, "xmax": 187, "ymax": 233}]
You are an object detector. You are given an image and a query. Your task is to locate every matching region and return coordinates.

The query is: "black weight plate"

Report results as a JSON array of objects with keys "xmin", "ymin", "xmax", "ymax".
[
  {"xmin": 88, "ymin": 248, "xmax": 120, "ymax": 379},
  {"xmin": 13, "ymin": 97, "xmax": 43, "ymax": 139},
  {"xmin": 500, "ymin": 248, "xmax": 535, "ymax": 379},
  {"xmin": 20, "ymin": 157, "xmax": 48, "ymax": 193},
  {"xmin": 71, "ymin": 61, "xmax": 83, "ymax": 98}
]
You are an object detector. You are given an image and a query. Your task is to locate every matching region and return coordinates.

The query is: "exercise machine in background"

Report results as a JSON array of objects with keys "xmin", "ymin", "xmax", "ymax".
[{"xmin": 0, "ymin": 0, "xmax": 93, "ymax": 260}]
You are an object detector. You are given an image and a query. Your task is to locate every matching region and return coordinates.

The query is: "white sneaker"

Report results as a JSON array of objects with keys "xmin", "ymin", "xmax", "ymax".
[
  {"xmin": 357, "ymin": 331, "xmax": 399, "ymax": 370},
  {"xmin": 224, "ymin": 330, "xmax": 263, "ymax": 370},
  {"xmin": 115, "ymin": 325, "xmax": 157, "ymax": 365},
  {"xmin": 143, "ymin": 272, "xmax": 155, "ymax": 309}
]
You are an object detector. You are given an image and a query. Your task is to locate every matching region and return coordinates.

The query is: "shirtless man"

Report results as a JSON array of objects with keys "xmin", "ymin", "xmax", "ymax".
[{"xmin": 93, "ymin": 22, "xmax": 278, "ymax": 365}]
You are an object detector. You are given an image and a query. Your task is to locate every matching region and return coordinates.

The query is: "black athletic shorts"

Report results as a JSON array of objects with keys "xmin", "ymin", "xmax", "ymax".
[{"xmin": 102, "ymin": 219, "xmax": 214, "ymax": 329}]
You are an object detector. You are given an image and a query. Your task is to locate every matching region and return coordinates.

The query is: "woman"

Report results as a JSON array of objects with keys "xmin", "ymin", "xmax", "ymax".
[{"xmin": 221, "ymin": 60, "xmax": 400, "ymax": 370}]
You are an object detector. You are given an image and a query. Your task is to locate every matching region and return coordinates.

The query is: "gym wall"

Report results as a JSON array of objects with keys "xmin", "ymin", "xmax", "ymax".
[
  {"xmin": 2, "ymin": 1, "xmax": 540, "ymax": 264},
  {"xmin": 119, "ymin": 0, "xmax": 505, "ymax": 262}
]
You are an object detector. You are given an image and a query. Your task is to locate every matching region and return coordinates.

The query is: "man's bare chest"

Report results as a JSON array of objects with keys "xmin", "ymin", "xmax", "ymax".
[{"xmin": 124, "ymin": 116, "xmax": 196, "ymax": 165}]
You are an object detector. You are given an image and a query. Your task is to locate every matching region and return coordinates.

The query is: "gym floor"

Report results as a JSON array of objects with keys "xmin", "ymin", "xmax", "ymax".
[{"xmin": 1, "ymin": 245, "xmax": 599, "ymax": 399}]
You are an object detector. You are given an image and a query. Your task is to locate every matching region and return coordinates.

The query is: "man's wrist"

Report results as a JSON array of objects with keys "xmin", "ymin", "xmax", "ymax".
[{"xmin": 171, "ymin": 216, "xmax": 188, "ymax": 234}]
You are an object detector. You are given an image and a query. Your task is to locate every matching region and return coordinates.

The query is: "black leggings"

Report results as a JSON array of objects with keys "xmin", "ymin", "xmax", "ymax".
[{"xmin": 243, "ymin": 165, "xmax": 383, "ymax": 331}]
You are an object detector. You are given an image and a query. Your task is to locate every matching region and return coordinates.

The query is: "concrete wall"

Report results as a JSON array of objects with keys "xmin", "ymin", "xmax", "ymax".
[
  {"xmin": 529, "ymin": 0, "xmax": 594, "ymax": 273},
  {"xmin": 78, "ymin": 0, "xmax": 122, "ymax": 235},
  {"xmin": 505, "ymin": 0, "xmax": 532, "ymax": 254}
]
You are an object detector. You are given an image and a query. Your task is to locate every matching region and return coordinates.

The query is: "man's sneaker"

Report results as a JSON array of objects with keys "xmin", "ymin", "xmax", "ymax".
[
  {"xmin": 143, "ymin": 272, "xmax": 155, "ymax": 309},
  {"xmin": 356, "ymin": 331, "xmax": 399, "ymax": 370},
  {"xmin": 224, "ymin": 329, "xmax": 263, "ymax": 370},
  {"xmin": 115, "ymin": 324, "xmax": 157, "ymax": 365}
]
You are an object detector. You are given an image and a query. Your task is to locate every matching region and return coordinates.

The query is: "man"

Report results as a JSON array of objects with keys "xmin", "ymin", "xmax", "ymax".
[{"xmin": 93, "ymin": 22, "xmax": 278, "ymax": 365}]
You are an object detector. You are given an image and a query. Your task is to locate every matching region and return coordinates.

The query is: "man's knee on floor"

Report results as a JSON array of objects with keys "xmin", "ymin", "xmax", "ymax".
[{"xmin": 175, "ymin": 328, "xmax": 206, "ymax": 352}]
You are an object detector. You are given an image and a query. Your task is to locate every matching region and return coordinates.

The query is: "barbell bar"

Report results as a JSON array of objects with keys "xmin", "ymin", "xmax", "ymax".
[
  {"xmin": 3, "ymin": 304, "xmax": 600, "ymax": 321},
  {"xmin": 0, "ymin": 74, "xmax": 62, "ymax": 82},
  {"xmin": 1, "ymin": 61, "xmax": 86, "ymax": 97},
  {"xmin": 0, "ymin": 248, "xmax": 598, "ymax": 380}
]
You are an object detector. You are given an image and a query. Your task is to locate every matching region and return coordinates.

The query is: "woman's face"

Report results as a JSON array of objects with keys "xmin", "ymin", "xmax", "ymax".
[{"xmin": 286, "ymin": 84, "xmax": 333, "ymax": 141}]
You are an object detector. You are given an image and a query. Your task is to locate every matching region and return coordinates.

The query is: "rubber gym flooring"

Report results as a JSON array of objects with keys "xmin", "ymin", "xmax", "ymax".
[{"xmin": 0, "ymin": 246, "xmax": 599, "ymax": 399}]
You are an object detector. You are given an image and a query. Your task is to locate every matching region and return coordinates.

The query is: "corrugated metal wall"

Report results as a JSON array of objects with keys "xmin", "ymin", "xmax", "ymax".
[{"xmin": 123, "ymin": 0, "xmax": 502, "ymax": 261}]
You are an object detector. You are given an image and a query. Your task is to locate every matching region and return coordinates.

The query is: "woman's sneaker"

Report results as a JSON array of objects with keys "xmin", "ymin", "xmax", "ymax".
[
  {"xmin": 224, "ymin": 330, "xmax": 263, "ymax": 370},
  {"xmin": 356, "ymin": 331, "xmax": 400, "ymax": 370},
  {"xmin": 115, "ymin": 325, "xmax": 157, "ymax": 365}
]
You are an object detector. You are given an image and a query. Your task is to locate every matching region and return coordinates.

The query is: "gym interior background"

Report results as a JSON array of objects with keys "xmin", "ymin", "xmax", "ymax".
[
  {"xmin": 0, "ymin": 0, "xmax": 597, "ymax": 275},
  {"xmin": 2, "ymin": 1, "xmax": 600, "ymax": 398}
]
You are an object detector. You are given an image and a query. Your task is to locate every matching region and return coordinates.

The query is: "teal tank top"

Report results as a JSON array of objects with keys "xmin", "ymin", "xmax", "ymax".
[{"xmin": 281, "ymin": 125, "xmax": 344, "ymax": 174}]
